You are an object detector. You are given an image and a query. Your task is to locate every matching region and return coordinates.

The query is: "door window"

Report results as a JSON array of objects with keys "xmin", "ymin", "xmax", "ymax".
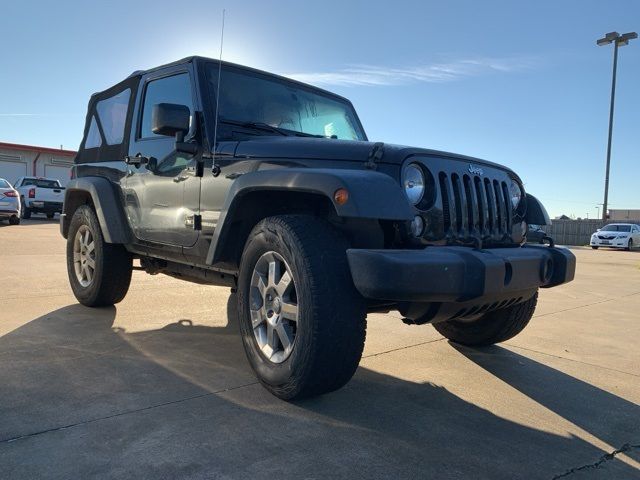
[{"xmin": 140, "ymin": 73, "xmax": 193, "ymax": 139}]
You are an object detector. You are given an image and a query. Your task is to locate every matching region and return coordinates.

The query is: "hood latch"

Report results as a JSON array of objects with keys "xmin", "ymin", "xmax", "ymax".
[{"xmin": 365, "ymin": 142, "xmax": 385, "ymax": 170}]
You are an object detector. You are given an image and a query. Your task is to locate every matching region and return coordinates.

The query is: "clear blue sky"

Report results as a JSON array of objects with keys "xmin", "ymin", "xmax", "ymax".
[{"xmin": 1, "ymin": 0, "xmax": 638, "ymax": 218}]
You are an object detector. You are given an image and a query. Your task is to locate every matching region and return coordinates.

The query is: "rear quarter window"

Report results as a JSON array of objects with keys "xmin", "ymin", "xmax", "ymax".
[{"xmin": 96, "ymin": 89, "xmax": 131, "ymax": 145}]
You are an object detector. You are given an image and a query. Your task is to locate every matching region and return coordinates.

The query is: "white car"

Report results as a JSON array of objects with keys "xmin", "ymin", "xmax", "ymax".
[
  {"xmin": 590, "ymin": 223, "xmax": 640, "ymax": 250},
  {"xmin": 0, "ymin": 178, "xmax": 21, "ymax": 225}
]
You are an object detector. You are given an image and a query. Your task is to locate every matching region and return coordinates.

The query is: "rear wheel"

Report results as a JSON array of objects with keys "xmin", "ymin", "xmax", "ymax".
[
  {"xmin": 66, "ymin": 205, "xmax": 132, "ymax": 307},
  {"xmin": 433, "ymin": 292, "xmax": 538, "ymax": 346},
  {"xmin": 237, "ymin": 215, "xmax": 366, "ymax": 400},
  {"xmin": 46, "ymin": 213, "xmax": 55, "ymax": 219}
]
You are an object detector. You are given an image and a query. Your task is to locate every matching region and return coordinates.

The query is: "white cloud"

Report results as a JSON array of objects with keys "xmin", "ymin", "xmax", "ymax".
[{"xmin": 285, "ymin": 57, "xmax": 535, "ymax": 87}]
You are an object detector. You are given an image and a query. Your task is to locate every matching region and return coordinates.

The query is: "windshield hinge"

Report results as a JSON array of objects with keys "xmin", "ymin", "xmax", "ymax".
[{"xmin": 365, "ymin": 142, "xmax": 385, "ymax": 170}]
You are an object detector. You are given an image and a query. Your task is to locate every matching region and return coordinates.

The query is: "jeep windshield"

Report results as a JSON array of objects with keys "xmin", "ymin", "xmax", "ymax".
[{"xmin": 206, "ymin": 64, "xmax": 367, "ymax": 141}]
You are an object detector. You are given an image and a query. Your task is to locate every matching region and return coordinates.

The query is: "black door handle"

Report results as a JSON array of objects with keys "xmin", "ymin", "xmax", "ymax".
[{"xmin": 124, "ymin": 153, "xmax": 150, "ymax": 166}]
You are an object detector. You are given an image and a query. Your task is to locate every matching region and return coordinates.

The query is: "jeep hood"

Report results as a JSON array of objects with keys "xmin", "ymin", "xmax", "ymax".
[{"xmin": 232, "ymin": 136, "xmax": 515, "ymax": 174}]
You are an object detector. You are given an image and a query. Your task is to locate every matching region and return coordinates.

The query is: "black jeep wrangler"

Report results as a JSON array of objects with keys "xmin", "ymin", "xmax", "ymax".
[{"xmin": 61, "ymin": 56, "xmax": 575, "ymax": 400}]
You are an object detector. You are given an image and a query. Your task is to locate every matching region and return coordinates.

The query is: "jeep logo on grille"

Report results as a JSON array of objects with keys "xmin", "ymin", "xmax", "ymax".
[{"xmin": 468, "ymin": 164, "xmax": 484, "ymax": 176}]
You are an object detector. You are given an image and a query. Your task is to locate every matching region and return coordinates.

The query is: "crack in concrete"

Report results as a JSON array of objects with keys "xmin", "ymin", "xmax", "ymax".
[
  {"xmin": 533, "ymin": 291, "xmax": 640, "ymax": 320},
  {"xmin": 0, "ymin": 381, "xmax": 259, "ymax": 445},
  {"xmin": 362, "ymin": 338, "xmax": 446, "ymax": 359},
  {"xmin": 503, "ymin": 344, "xmax": 640, "ymax": 378},
  {"xmin": 551, "ymin": 443, "xmax": 640, "ymax": 479}
]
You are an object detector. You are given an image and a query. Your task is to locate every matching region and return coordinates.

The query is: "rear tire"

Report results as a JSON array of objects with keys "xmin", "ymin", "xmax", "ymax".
[
  {"xmin": 66, "ymin": 205, "xmax": 132, "ymax": 307},
  {"xmin": 9, "ymin": 216, "xmax": 20, "ymax": 225},
  {"xmin": 46, "ymin": 213, "xmax": 55, "ymax": 219},
  {"xmin": 433, "ymin": 292, "xmax": 538, "ymax": 346},
  {"xmin": 237, "ymin": 215, "xmax": 366, "ymax": 400}
]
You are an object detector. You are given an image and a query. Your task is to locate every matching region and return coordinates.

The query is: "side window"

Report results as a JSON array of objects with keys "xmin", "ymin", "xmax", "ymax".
[
  {"xmin": 85, "ymin": 116, "xmax": 102, "ymax": 148},
  {"xmin": 96, "ymin": 89, "xmax": 130, "ymax": 145},
  {"xmin": 140, "ymin": 73, "xmax": 193, "ymax": 139}
]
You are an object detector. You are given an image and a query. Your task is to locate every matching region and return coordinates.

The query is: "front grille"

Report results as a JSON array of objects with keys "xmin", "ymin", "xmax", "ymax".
[
  {"xmin": 598, "ymin": 235, "xmax": 615, "ymax": 240},
  {"xmin": 438, "ymin": 172, "xmax": 512, "ymax": 241}
]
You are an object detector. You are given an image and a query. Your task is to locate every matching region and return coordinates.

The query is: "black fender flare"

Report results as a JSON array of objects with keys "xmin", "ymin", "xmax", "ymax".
[
  {"xmin": 206, "ymin": 168, "xmax": 413, "ymax": 264},
  {"xmin": 525, "ymin": 193, "xmax": 551, "ymax": 226},
  {"xmin": 60, "ymin": 177, "xmax": 131, "ymax": 244}
]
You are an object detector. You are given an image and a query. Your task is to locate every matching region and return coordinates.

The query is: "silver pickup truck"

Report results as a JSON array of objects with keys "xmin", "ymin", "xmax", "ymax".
[{"xmin": 14, "ymin": 176, "xmax": 65, "ymax": 219}]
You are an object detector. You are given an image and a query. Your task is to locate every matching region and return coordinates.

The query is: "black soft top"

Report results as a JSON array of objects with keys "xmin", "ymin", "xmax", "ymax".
[{"xmin": 75, "ymin": 56, "xmax": 354, "ymax": 164}]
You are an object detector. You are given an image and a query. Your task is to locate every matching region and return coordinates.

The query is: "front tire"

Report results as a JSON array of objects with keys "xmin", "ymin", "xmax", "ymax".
[
  {"xmin": 46, "ymin": 213, "xmax": 55, "ymax": 219},
  {"xmin": 627, "ymin": 239, "xmax": 633, "ymax": 251},
  {"xmin": 237, "ymin": 215, "xmax": 366, "ymax": 400},
  {"xmin": 21, "ymin": 198, "xmax": 31, "ymax": 219},
  {"xmin": 9, "ymin": 216, "xmax": 20, "ymax": 225},
  {"xmin": 66, "ymin": 205, "xmax": 132, "ymax": 307},
  {"xmin": 591, "ymin": 246, "xmax": 599, "ymax": 250},
  {"xmin": 433, "ymin": 292, "xmax": 538, "ymax": 346}
]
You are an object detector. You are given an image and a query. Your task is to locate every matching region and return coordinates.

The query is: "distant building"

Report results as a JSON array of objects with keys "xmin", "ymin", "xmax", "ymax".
[
  {"xmin": 608, "ymin": 209, "xmax": 640, "ymax": 222},
  {"xmin": 0, "ymin": 142, "xmax": 76, "ymax": 186}
]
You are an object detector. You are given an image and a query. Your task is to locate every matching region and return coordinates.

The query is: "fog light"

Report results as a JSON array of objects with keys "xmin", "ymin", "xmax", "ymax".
[{"xmin": 410, "ymin": 215, "xmax": 425, "ymax": 237}]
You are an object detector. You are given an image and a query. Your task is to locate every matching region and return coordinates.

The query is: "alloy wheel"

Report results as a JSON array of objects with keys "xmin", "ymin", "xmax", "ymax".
[
  {"xmin": 249, "ymin": 251, "xmax": 299, "ymax": 363},
  {"xmin": 73, "ymin": 225, "xmax": 96, "ymax": 287}
]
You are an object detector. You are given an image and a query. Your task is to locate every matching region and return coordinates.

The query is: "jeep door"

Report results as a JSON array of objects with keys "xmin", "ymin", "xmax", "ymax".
[{"xmin": 123, "ymin": 67, "xmax": 200, "ymax": 247}]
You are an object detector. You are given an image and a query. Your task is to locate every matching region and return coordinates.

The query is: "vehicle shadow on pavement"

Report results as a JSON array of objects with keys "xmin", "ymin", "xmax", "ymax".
[
  {"xmin": 450, "ymin": 343, "xmax": 640, "ymax": 462},
  {"xmin": 1, "ymin": 303, "xmax": 638, "ymax": 479}
]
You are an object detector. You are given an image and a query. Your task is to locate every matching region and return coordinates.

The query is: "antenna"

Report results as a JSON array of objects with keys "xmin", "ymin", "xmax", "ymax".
[{"xmin": 211, "ymin": 9, "xmax": 225, "ymax": 175}]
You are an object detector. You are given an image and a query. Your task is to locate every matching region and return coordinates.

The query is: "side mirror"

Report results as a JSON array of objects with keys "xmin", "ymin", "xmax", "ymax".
[
  {"xmin": 151, "ymin": 103, "xmax": 199, "ymax": 155},
  {"xmin": 152, "ymin": 103, "xmax": 190, "ymax": 137},
  {"xmin": 596, "ymin": 228, "xmax": 601, "ymax": 232}
]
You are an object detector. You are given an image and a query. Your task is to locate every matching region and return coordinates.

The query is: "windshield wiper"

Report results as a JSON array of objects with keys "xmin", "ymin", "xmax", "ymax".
[
  {"xmin": 220, "ymin": 118, "xmax": 289, "ymax": 136},
  {"xmin": 220, "ymin": 118, "xmax": 336, "ymax": 139}
]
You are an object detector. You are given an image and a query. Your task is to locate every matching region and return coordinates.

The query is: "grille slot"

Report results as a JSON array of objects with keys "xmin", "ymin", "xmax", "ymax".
[{"xmin": 439, "ymin": 172, "xmax": 512, "ymax": 242}]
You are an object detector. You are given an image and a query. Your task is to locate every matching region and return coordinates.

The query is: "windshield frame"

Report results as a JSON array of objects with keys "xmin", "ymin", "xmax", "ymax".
[{"xmin": 200, "ymin": 61, "xmax": 368, "ymax": 143}]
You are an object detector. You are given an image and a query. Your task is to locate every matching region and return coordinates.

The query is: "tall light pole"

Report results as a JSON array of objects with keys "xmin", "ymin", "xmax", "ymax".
[{"xmin": 596, "ymin": 31, "xmax": 637, "ymax": 221}]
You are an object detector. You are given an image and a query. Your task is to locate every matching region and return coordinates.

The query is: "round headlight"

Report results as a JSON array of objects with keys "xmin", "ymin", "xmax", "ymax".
[
  {"xmin": 509, "ymin": 178, "xmax": 523, "ymax": 210},
  {"xmin": 403, "ymin": 164, "xmax": 425, "ymax": 205}
]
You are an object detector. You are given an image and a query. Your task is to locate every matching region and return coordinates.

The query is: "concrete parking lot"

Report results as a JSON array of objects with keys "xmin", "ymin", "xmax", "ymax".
[{"xmin": 0, "ymin": 218, "xmax": 638, "ymax": 479}]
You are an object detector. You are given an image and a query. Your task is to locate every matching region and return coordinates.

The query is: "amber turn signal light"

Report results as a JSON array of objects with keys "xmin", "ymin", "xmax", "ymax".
[{"xmin": 334, "ymin": 188, "xmax": 349, "ymax": 205}]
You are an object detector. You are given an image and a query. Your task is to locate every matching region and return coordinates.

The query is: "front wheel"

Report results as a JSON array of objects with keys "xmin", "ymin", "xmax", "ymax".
[
  {"xmin": 46, "ymin": 213, "xmax": 55, "ymax": 219},
  {"xmin": 21, "ymin": 198, "xmax": 31, "ymax": 219},
  {"xmin": 627, "ymin": 239, "xmax": 633, "ymax": 251},
  {"xmin": 9, "ymin": 216, "xmax": 20, "ymax": 225},
  {"xmin": 433, "ymin": 292, "xmax": 538, "ymax": 346},
  {"xmin": 66, "ymin": 205, "xmax": 132, "ymax": 307},
  {"xmin": 591, "ymin": 246, "xmax": 599, "ymax": 250},
  {"xmin": 237, "ymin": 215, "xmax": 366, "ymax": 400}
]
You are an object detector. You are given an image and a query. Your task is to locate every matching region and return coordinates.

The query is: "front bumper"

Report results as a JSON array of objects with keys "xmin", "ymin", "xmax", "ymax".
[
  {"xmin": 590, "ymin": 237, "xmax": 629, "ymax": 248},
  {"xmin": 347, "ymin": 244, "xmax": 576, "ymax": 303}
]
